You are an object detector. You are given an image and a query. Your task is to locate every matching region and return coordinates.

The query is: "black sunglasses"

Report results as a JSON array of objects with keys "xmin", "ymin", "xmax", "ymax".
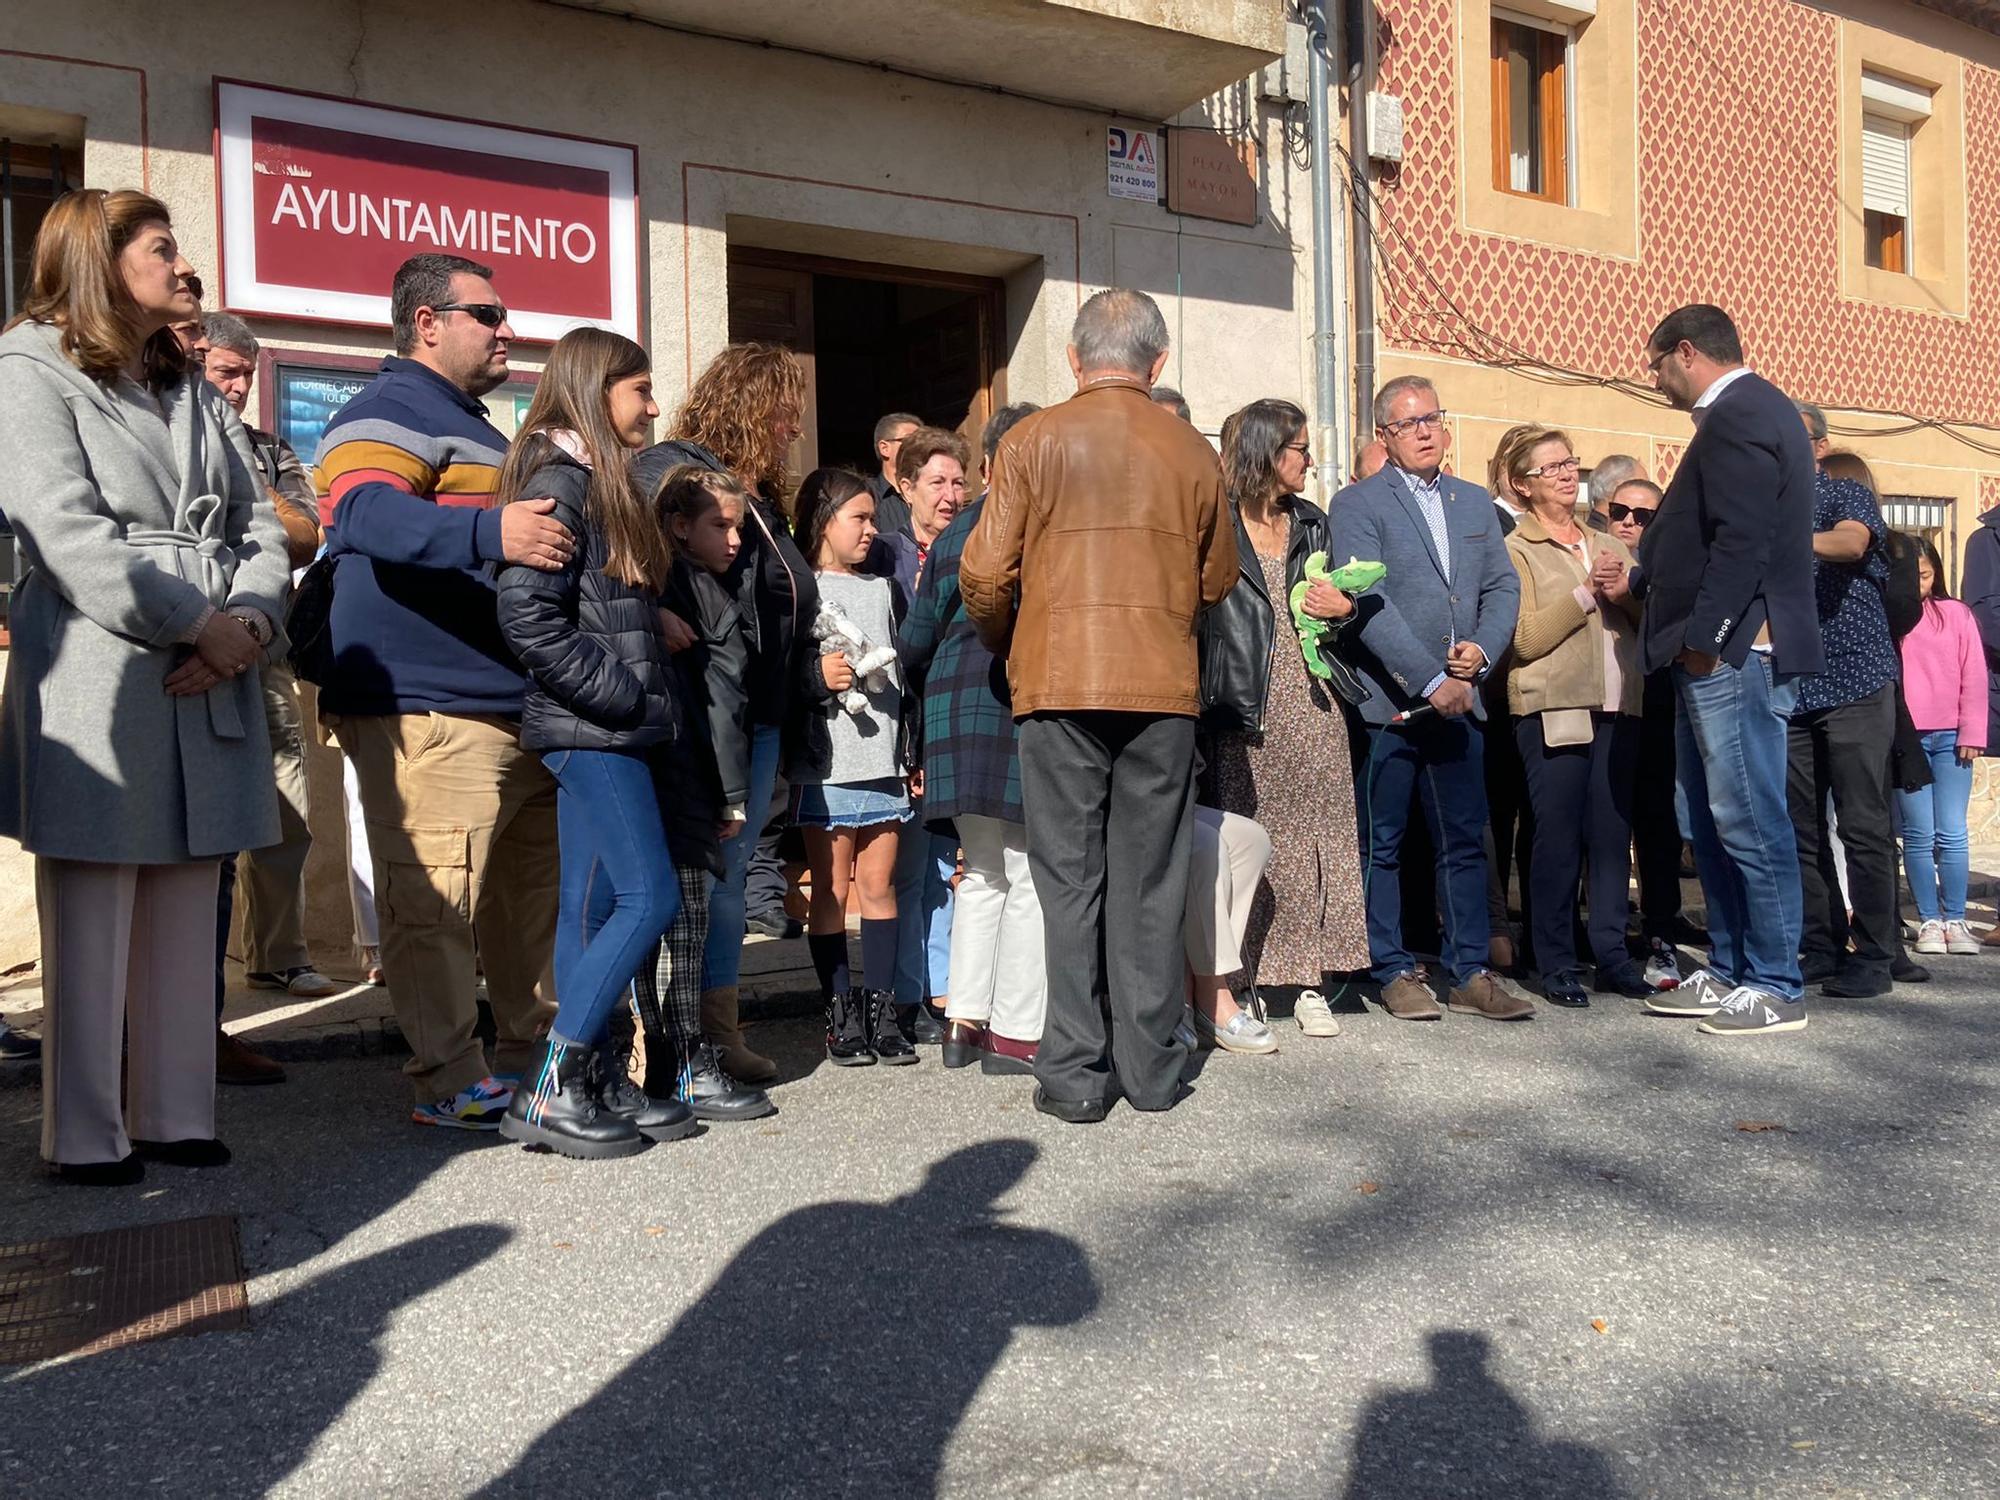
[
  {"xmin": 1608, "ymin": 502, "xmax": 1656, "ymax": 526},
  {"xmin": 430, "ymin": 302, "xmax": 508, "ymax": 329}
]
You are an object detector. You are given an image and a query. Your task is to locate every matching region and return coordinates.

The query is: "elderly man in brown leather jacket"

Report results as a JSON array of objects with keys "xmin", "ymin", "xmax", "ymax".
[{"xmin": 962, "ymin": 288, "xmax": 1236, "ymax": 1122}]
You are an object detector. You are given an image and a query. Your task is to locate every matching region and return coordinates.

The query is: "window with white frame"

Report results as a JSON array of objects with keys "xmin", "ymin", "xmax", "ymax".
[
  {"xmin": 1490, "ymin": 8, "xmax": 1578, "ymax": 205},
  {"xmin": 1861, "ymin": 70, "xmax": 1931, "ymax": 275}
]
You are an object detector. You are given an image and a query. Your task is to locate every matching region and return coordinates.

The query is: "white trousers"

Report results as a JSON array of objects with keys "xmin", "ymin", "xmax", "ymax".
[
  {"xmin": 948, "ymin": 814, "xmax": 1047, "ymax": 1043},
  {"xmin": 37, "ymin": 857, "xmax": 220, "ymax": 1164},
  {"xmin": 343, "ymin": 755, "xmax": 380, "ymax": 949},
  {"xmin": 1185, "ymin": 806, "xmax": 1274, "ymax": 977}
]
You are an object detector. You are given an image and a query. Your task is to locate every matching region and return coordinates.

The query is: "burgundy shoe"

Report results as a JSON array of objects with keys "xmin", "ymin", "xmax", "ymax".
[{"xmin": 979, "ymin": 1029, "xmax": 1039, "ymax": 1077}]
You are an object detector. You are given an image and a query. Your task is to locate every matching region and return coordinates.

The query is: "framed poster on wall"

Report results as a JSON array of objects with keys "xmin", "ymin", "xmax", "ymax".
[{"xmin": 256, "ymin": 350, "xmax": 539, "ymax": 465}]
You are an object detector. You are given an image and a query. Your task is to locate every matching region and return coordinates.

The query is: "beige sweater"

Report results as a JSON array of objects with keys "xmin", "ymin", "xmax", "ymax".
[{"xmin": 1504, "ymin": 511, "xmax": 1643, "ymax": 719}]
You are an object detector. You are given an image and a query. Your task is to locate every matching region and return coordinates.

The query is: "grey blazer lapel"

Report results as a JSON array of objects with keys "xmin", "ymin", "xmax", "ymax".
[{"xmin": 1385, "ymin": 471, "xmax": 1449, "ymax": 585}]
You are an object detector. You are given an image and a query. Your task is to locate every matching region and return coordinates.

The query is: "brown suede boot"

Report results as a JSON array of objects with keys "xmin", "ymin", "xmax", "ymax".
[
  {"xmin": 1380, "ymin": 971, "xmax": 1443, "ymax": 1021},
  {"xmin": 1446, "ymin": 970, "xmax": 1536, "ymax": 1021},
  {"xmin": 701, "ymin": 985, "xmax": 777, "ymax": 1083}
]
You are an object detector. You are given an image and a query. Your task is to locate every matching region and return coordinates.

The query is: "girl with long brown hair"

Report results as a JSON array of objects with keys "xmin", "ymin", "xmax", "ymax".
[
  {"xmin": 0, "ymin": 189, "xmax": 289, "ymax": 1184},
  {"xmin": 631, "ymin": 341, "xmax": 817, "ymax": 1084},
  {"xmin": 494, "ymin": 327, "xmax": 696, "ymax": 1159}
]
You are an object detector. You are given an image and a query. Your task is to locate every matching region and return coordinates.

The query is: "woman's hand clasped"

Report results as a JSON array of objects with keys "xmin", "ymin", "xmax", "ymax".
[
  {"xmin": 1301, "ymin": 581, "xmax": 1353, "ymax": 621},
  {"xmin": 166, "ymin": 612, "xmax": 260, "ymax": 696}
]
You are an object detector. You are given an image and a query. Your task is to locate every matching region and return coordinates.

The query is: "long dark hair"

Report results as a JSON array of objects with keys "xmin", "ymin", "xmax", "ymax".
[
  {"xmin": 1221, "ymin": 398, "xmax": 1309, "ymax": 510},
  {"xmin": 496, "ymin": 327, "xmax": 668, "ymax": 590},
  {"xmin": 1913, "ymin": 533, "xmax": 1954, "ymax": 612},
  {"xmin": 791, "ymin": 467, "xmax": 870, "ymax": 568}
]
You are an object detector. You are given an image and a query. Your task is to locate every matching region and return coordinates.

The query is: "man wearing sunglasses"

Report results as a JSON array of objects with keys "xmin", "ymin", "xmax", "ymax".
[
  {"xmin": 314, "ymin": 253, "xmax": 577, "ymax": 1131},
  {"xmin": 1328, "ymin": 375, "xmax": 1525, "ymax": 1026}
]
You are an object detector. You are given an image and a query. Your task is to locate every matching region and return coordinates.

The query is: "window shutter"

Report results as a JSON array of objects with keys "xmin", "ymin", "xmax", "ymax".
[{"xmin": 1862, "ymin": 113, "xmax": 1910, "ymax": 218}]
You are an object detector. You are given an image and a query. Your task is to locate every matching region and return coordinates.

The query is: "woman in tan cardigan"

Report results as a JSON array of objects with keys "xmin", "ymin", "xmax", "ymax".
[{"xmin": 1501, "ymin": 429, "xmax": 1654, "ymax": 1008}]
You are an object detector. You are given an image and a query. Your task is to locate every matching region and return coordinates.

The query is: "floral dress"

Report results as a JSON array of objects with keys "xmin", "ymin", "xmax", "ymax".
[{"xmin": 1208, "ymin": 548, "xmax": 1371, "ymax": 987}]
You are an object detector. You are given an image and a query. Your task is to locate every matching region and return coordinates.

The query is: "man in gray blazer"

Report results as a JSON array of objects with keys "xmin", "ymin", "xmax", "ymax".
[{"xmin": 1327, "ymin": 376, "xmax": 1527, "ymax": 1023}]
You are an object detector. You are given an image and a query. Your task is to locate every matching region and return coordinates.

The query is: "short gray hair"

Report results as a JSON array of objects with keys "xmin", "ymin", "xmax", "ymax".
[
  {"xmin": 1071, "ymin": 289, "xmax": 1169, "ymax": 376},
  {"xmin": 1588, "ymin": 454, "xmax": 1643, "ymax": 508},
  {"xmin": 1372, "ymin": 375, "xmax": 1438, "ymax": 428},
  {"xmin": 980, "ymin": 402, "xmax": 1040, "ymax": 461},
  {"xmin": 1149, "ymin": 385, "xmax": 1191, "ymax": 422},
  {"xmin": 1795, "ymin": 401, "xmax": 1828, "ymax": 442},
  {"xmin": 201, "ymin": 311, "xmax": 259, "ymax": 361}
]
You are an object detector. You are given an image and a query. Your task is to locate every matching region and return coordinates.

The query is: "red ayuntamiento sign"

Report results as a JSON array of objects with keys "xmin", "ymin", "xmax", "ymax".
[{"xmin": 216, "ymin": 81, "xmax": 640, "ymax": 341}]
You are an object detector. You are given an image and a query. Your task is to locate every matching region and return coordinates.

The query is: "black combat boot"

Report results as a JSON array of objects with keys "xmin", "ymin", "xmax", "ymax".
[
  {"xmin": 826, "ymin": 986, "xmax": 876, "ymax": 1066},
  {"xmin": 868, "ymin": 989, "xmax": 918, "ymax": 1065},
  {"xmin": 647, "ymin": 1034, "xmax": 775, "ymax": 1121},
  {"xmin": 595, "ymin": 1029, "xmax": 698, "ymax": 1142},
  {"xmin": 501, "ymin": 1037, "xmax": 647, "ymax": 1160}
]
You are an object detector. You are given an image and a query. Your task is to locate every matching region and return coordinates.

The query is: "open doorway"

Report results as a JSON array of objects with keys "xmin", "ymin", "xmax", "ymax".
[{"xmin": 726, "ymin": 247, "xmax": 1005, "ymax": 480}]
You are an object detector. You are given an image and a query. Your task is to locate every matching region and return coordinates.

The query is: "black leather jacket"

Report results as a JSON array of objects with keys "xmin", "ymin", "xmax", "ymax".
[
  {"xmin": 497, "ymin": 447, "xmax": 682, "ymax": 753},
  {"xmin": 1197, "ymin": 494, "xmax": 1366, "ymax": 734}
]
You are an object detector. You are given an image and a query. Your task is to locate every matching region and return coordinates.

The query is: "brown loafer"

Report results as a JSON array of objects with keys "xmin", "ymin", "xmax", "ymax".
[
  {"xmin": 1380, "ymin": 971, "xmax": 1442, "ymax": 1021},
  {"xmin": 1446, "ymin": 970, "xmax": 1535, "ymax": 1021},
  {"xmin": 216, "ymin": 1029, "xmax": 287, "ymax": 1085}
]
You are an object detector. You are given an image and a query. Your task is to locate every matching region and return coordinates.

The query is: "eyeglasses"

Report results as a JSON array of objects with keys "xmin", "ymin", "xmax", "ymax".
[
  {"xmin": 1381, "ymin": 410, "xmax": 1448, "ymax": 437},
  {"xmin": 430, "ymin": 302, "xmax": 508, "ymax": 329},
  {"xmin": 1645, "ymin": 348, "xmax": 1674, "ymax": 376},
  {"xmin": 1282, "ymin": 442, "xmax": 1312, "ymax": 458},
  {"xmin": 1608, "ymin": 502, "xmax": 1657, "ymax": 526},
  {"xmin": 1525, "ymin": 457, "xmax": 1581, "ymax": 478}
]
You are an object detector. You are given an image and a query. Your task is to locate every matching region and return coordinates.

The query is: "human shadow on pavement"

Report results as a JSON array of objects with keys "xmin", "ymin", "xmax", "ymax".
[
  {"xmin": 0, "ymin": 1223, "xmax": 509, "ymax": 1499},
  {"xmin": 479, "ymin": 1139, "xmax": 1097, "ymax": 1499},
  {"xmin": 1343, "ymin": 1331, "xmax": 1624, "ymax": 1500}
]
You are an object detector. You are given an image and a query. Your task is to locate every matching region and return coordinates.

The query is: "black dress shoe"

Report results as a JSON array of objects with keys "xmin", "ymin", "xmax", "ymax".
[
  {"xmin": 746, "ymin": 911, "xmax": 803, "ymax": 940},
  {"xmin": 132, "ymin": 1137, "xmax": 232, "ymax": 1168},
  {"xmin": 1593, "ymin": 961, "xmax": 1655, "ymax": 999},
  {"xmin": 941, "ymin": 1020, "xmax": 985, "ymax": 1069},
  {"xmin": 1823, "ymin": 968, "xmax": 1891, "ymax": 999},
  {"xmin": 1539, "ymin": 971, "xmax": 1591, "ymax": 1008},
  {"xmin": 1892, "ymin": 954, "xmax": 1931, "ymax": 984},
  {"xmin": 55, "ymin": 1155, "xmax": 144, "ymax": 1185},
  {"xmin": 1799, "ymin": 954, "xmax": 1839, "ymax": 984},
  {"xmin": 1032, "ymin": 1086, "xmax": 1109, "ymax": 1124},
  {"xmin": 909, "ymin": 1003, "xmax": 947, "ymax": 1045}
]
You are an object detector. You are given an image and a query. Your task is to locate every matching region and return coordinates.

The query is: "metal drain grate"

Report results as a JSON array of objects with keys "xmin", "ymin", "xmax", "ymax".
[{"xmin": 0, "ymin": 1214, "xmax": 248, "ymax": 1364}]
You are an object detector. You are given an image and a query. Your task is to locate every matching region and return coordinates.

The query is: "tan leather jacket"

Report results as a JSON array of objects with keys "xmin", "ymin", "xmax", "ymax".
[{"xmin": 961, "ymin": 375, "xmax": 1236, "ymax": 717}]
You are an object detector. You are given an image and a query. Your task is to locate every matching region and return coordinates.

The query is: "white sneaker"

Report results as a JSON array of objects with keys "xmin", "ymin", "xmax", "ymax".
[
  {"xmin": 1643, "ymin": 938, "xmax": 1683, "ymax": 990},
  {"xmin": 1647, "ymin": 966, "xmax": 1730, "ymax": 1018},
  {"xmin": 1915, "ymin": 919, "xmax": 1947, "ymax": 955},
  {"xmin": 1294, "ymin": 988, "xmax": 1341, "ymax": 1038},
  {"xmin": 1944, "ymin": 919, "xmax": 1981, "ymax": 956}
]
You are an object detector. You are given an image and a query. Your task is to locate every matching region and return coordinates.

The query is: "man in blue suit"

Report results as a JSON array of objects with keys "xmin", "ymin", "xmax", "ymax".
[
  {"xmin": 1328, "ymin": 377, "xmax": 1526, "ymax": 1023},
  {"xmin": 1620, "ymin": 304, "xmax": 1822, "ymax": 1038}
]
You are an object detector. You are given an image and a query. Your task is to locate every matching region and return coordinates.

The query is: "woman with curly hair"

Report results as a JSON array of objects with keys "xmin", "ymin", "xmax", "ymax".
[{"xmin": 634, "ymin": 342, "xmax": 817, "ymax": 1084}]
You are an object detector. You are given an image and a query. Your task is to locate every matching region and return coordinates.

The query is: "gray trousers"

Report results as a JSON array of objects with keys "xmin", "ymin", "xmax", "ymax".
[{"xmin": 1019, "ymin": 712, "xmax": 1196, "ymax": 1110}]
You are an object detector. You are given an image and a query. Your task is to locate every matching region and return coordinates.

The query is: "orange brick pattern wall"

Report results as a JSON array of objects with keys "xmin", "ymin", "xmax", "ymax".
[
  {"xmin": 1375, "ymin": 0, "xmax": 2000, "ymax": 425},
  {"xmin": 1981, "ymin": 473, "xmax": 2000, "ymax": 512}
]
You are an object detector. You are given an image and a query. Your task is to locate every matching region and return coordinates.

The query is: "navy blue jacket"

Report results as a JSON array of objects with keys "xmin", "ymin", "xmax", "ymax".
[{"xmin": 1635, "ymin": 372, "xmax": 1824, "ymax": 677}]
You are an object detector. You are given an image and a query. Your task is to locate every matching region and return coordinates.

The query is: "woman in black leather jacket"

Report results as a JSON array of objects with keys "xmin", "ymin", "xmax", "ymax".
[
  {"xmin": 1197, "ymin": 399, "xmax": 1372, "ymax": 1043},
  {"xmin": 495, "ymin": 329, "xmax": 694, "ymax": 1160}
]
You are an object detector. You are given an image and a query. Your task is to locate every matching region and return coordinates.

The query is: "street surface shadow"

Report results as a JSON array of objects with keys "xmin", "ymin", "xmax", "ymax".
[
  {"xmin": 1343, "ymin": 1330, "xmax": 1624, "ymax": 1499},
  {"xmin": 477, "ymin": 1139, "xmax": 1096, "ymax": 1498}
]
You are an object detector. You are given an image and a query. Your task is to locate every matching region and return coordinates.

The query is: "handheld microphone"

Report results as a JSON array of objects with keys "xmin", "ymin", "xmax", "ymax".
[{"xmin": 1389, "ymin": 703, "xmax": 1437, "ymax": 726}]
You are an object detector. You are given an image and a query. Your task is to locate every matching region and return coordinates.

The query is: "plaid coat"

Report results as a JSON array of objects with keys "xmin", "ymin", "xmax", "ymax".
[{"xmin": 898, "ymin": 497, "xmax": 1023, "ymax": 831}]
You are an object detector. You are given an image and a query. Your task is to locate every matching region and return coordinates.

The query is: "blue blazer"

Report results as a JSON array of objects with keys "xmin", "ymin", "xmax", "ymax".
[
  {"xmin": 1325, "ymin": 467, "xmax": 1522, "ymax": 725},
  {"xmin": 1634, "ymin": 371, "xmax": 1823, "ymax": 678}
]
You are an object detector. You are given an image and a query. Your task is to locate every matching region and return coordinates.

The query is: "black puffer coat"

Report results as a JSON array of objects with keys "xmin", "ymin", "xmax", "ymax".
[{"xmin": 497, "ymin": 445, "xmax": 681, "ymax": 753}]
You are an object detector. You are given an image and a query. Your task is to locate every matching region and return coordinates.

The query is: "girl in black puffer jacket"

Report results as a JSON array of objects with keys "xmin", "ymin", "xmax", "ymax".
[{"xmin": 495, "ymin": 329, "xmax": 695, "ymax": 1161}]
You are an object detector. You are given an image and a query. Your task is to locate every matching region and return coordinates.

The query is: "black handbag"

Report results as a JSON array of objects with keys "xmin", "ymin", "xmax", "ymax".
[{"xmin": 285, "ymin": 553, "xmax": 337, "ymax": 685}]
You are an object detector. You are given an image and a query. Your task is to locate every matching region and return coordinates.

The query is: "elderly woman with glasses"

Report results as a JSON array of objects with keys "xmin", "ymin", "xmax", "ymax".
[{"xmin": 1498, "ymin": 428, "xmax": 1654, "ymax": 1009}]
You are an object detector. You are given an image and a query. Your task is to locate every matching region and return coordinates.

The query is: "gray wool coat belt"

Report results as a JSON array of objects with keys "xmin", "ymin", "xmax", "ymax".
[{"xmin": 0, "ymin": 319, "xmax": 289, "ymax": 863}]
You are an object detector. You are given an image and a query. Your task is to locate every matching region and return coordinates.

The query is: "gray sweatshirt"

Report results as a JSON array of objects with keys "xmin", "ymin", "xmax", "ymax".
[{"xmin": 798, "ymin": 569, "xmax": 904, "ymax": 787}]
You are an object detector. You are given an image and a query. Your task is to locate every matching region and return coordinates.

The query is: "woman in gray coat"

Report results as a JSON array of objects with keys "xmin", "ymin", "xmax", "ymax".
[{"xmin": 0, "ymin": 189, "xmax": 287, "ymax": 1184}]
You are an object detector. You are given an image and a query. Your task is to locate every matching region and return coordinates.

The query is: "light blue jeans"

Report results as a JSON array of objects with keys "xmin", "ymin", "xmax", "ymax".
[
  {"xmin": 702, "ymin": 724, "xmax": 783, "ymax": 992},
  {"xmin": 1674, "ymin": 656, "xmax": 1805, "ymax": 1000},
  {"xmin": 894, "ymin": 818, "xmax": 956, "ymax": 1007},
  {"xmin": 1897, "ymin": 729, "xmax": 1973, "ymax": 923}
]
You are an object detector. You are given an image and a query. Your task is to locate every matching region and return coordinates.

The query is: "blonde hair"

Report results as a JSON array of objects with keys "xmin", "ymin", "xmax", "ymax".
[
  {"xmin": 497, "ymin": 327, "xmax": 669, "ymax": 591},
  {"xmin": 9, "ymin": 188, "xmax": 187, "ymax": 386},
  {"xmin": 1495, "ymin": 427, "xmax": 1574, "ymax": 506},
  {"xmin": 671, "ymin": 342, "xmax": 806, "ymax": 511}
]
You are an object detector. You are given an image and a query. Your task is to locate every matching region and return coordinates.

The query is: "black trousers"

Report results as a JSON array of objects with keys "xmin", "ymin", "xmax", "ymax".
[
  {"xmin": 1516, "ymin": 713, "xmax": 1639, "ymax": 977},
  {"xmin": 1787, "ymin": 683, "xmax": 1898, "ymax": 980},
  {"xmin": 1019, "ymin": 711, "xmax": 1195, "ymax": 1110},
  {"xmin": 1632, "ymin": 668, "xmax": 1683, "ymax": 940}
]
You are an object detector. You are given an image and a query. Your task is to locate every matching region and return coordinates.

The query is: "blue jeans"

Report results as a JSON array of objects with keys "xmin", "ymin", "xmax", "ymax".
[
  {"xmin": 894, "ymin": 820, "xmax": 956, "ymax": 1006},
  {"xmin": 1362, "ymin": 715, "xmax": 1490, "ymax": 987},
  {"xmin": 1673, "ymin": 656, "xmax": 1803, "ymax": 1000},
  {"xmin": 1897, "ymin": 729, "xmax": 1973, "ymax": 922},
  {"xmin": 545, "ymin": 749, "xmax": 681, "ymax": 1047},
  {"xmin": 702, "ymin": 724, "xmax": 783, "ymax": 992}
]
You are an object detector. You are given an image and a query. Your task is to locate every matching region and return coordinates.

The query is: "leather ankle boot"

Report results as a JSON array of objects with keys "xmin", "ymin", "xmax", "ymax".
[
  {"xmin": 867, "ymin": 989, "xmax": 918, "ymax": 1064},
  {"xmin": 595, "ymin": 1031, "xmax": 697, "ymax": 1142},
  {"xmin": 648, "ymin": 1034, "xmax": 775, "ymax": 1121},
  {"xmin": 700, "ymin": 985, "xmax": 778, "ymax": 1083},
  {"xmin": 825, "ymin": 987, "xmax": 876, "ymax": 1066},
  {"xmin": 500, "ymin": 1038, "xmax": 647, "ymax": 1159}
]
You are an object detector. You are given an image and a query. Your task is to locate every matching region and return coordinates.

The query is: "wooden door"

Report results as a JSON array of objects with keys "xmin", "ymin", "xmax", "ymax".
[{"xmin": 726, "ymin": 259, "xmax": 820, "ymax": 479}]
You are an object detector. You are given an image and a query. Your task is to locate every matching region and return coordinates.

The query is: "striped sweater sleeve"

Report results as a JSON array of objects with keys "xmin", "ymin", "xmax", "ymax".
[{"xmin": 315, "ymin": 409, "xmax": 505, "ymax": 569}]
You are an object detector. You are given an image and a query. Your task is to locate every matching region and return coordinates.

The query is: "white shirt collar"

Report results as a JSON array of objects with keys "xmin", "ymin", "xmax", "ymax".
[{"xmin": 1692, "ymin": 366, "xmax": 1754, "ymax": 412}]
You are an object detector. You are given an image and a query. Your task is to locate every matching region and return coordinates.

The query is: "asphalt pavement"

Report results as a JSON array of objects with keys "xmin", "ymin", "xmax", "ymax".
[{"xmin": 1, "ymin": 964, "xmax": 1996, "ymax": 1499}]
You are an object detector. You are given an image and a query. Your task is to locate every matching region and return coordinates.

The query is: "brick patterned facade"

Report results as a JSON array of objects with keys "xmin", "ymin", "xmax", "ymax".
[{"xmin": 1374, "ymin": 0, "xmax": 2000, "ymax": 426}]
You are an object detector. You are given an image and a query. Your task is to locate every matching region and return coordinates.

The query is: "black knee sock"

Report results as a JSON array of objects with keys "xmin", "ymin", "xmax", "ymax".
[
  {"xmin": 809, "ymin": 932, "xmax": 851, "ymax": 1001},
  {"xmin": 859, "ymin": 918, "xmax": 897, "ymax": 997}
]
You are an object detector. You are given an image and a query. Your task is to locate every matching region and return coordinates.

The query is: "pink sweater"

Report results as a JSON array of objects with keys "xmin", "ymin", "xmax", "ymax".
[{"xmin": 1899, "ymin": 598, "xmax": 1987, "ymax": 749}]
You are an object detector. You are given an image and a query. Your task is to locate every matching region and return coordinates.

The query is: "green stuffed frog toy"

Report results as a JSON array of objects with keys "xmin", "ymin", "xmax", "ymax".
[{"xmin": 1289, "ymin": 554, "xmax": 1387, "ymax": 681}]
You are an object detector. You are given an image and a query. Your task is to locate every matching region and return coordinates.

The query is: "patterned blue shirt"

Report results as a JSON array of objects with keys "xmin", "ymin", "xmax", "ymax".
[{"xmin": 1793, "ymin": 470, "xmax": 1897, "ymax": 715}]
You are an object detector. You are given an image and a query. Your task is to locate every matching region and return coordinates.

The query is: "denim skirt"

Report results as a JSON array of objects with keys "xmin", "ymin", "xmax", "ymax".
[{"xmin": 792, "ymin": 776, "xmax": 914, "ymax": 830}]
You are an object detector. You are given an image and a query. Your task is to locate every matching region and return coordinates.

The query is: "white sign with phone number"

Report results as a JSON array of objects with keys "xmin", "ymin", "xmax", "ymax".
[{"xmin": 1107, "ymin": 126, "xmax": 1160, "ymax": 202}]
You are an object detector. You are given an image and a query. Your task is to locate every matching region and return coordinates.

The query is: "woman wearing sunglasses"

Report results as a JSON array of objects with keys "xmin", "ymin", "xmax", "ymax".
[
  {"xmin": 1498, "ymin": 429, "xmax": 1652, "ymax": 1009},
  {"xmin": 1602, "ymin": 480, "xmax": 1661, "ymax": 549}
]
